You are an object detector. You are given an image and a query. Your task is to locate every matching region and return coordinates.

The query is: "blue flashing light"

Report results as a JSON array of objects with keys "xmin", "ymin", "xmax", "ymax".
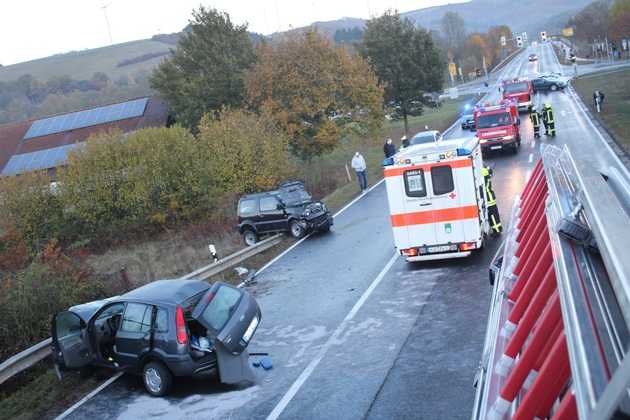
[
  {"xmin": 457, "ymin": 148, "xmax": 472, "ymax": 156},
  {"xmin": 464, "ymin": 103, "xmax": 471, "ymax": 110},
  {"xmin": 383, "ymin": 157, "xmax": 395, "ymax": 166}
]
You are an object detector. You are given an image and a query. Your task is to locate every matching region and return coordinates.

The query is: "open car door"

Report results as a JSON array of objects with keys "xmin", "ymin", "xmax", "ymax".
[
  {"xmin": 51, "ymin": 311, "xmax": 93, "ymax": 377},
  {"xmin": 192, "ymin": 282, "xmax": 261, "ymax": 384}
]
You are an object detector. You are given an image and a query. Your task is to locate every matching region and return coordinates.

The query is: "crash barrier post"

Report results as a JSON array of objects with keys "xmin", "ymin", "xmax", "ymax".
[
  {"xmin": 473, "ymin": 144, "xmax": 630, "ymax": 420},
  {"xmin": 0, "ymin": 234, "xmax": 284, "ymax": 386}
]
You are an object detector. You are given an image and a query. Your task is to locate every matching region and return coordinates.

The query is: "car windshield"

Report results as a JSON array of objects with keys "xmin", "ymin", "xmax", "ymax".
[
  {"xmin": 477, "ymin": 112, "xmax": 512, "ymax": 128},
  {"xmin": 279, "ymin": 187, "xmax": 311, "ymax": 205},
  {"xmin": 410, "ymin": 133, "xmax": 435, "ymax": 145},
  {"xmin": 503, "ymin": 82, "xmax": 529, "ymax": 94},
  {"xmin": 463, "ymin": 114, "xmax": 473, "ymax": 119}
]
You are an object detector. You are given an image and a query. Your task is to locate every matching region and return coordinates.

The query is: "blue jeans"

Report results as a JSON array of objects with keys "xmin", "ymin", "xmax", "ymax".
[{"xmin": 356, "ymin": 170, "xmax": 367, "ymax": 190}]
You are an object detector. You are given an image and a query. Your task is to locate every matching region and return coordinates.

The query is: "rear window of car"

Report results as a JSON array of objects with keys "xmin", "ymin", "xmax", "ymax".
[
  {"xmin": 404, "ymin": 169, "xmax": 427, "ymax": 197},
  {"xmin": 199, "ymin": 285, "xmax": 242, "ymax": 332},
  {"xmin": 239, "ymin": 199, "xmax": 257, "ymax": 216},
  {"xmin": 431, "ymin": 165, "xmax": 455, "ymax": 195},
  {"xmin": 121, "ymin": 303, "xmax": 152, "ymax": 333},
  {"xmin": 155, "ymin": 307, "xmax": 168, "ymax": 332}
]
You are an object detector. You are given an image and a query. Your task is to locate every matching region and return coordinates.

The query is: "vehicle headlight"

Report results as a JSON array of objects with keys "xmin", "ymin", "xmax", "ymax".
[
  {"xmin": 303, "ymin": 209, "xmax": 311, "ymax": 217},
  {"xmin": 503, "ymin": 135, "xmax": 514, "ymax": 140},
  {"xmin": 242, "ymin": 316, "xmax": 259, "ymax": 343}
]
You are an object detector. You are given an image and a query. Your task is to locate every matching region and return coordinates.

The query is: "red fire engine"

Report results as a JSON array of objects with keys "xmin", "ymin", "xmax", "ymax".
[
  {"xmin": 473, "ymin": 100, "xmax": 521, "ymax": 154},
  {"xmin": 501, "ymin": 78, "xmax": 534, "ymax": 112}
]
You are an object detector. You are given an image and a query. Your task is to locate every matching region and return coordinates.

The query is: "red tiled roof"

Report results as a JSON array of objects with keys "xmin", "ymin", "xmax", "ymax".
[{"xmin": 0, "ymin": 97, "xmax": 169, "ymax": 174}]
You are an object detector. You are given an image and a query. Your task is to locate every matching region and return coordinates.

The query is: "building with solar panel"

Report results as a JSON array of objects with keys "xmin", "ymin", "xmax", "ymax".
[{"xmin": 0, "ymin": 97, "xmax": 169, "ymax": 179}]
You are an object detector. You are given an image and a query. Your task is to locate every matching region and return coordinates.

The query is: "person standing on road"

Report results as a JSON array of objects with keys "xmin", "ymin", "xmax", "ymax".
[
  {"xmin": 530, "ymin": 106, "xmax": 541, "ymax": 138},
  {"xmin": 541, "ymin": 103, "xmax": 556, "ymax": 137},
  {"xmin": 383, "ymin": 138, "xmax": 396, "ymax": 158},
  {"xmin": 482, "ymin": 166, "xmax": 502, "ymax": 235},
  {"xmin": 351, "ymin": 152, "xmax": 368, "ymax": 192}
]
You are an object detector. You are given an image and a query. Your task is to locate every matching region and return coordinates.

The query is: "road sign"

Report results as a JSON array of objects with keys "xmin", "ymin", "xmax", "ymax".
[
  {"xmin": 522, "ymin": 32, "xmax": 528, "ymax": 41},
  {"xmin": 500, "ymin": 35, "xmax": 506, "ymax": 47},
  {"xmin": 562, "ymin": 27, "xmax": 574, "ymax": 37},
  {"xmin": 623, "ymin": 39, "xmax": 628, "ymax": 51},
  {"xmin": 540, "ymin": 31, "xmax": 547, "ymax": 42}
]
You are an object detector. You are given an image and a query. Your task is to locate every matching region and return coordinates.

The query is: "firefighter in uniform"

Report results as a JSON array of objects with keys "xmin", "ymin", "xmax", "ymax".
[
  {"xmin": 482, "ymin": 166, "xmax": 502, "ymax": 235},
  {"xmin": 541, "ymin": 103, "xmax": 555, "ymax": 137},
  {"xmin": 530, "ymin": 106, "xmax": 541, "ymax": 138}
]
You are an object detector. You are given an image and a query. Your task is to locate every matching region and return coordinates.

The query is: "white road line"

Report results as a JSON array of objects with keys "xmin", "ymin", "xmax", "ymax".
[
  {"xmin": 530, "ymin": 140, "xmax": 536, "ymax": 148},
  {"xmin": 525, "ymin": 169, "xmax": 532, "ymax": 181},
  {"xmin": 54, "ymin": 372, "xmax": 124, "ymax": 420},
  {"xmin": 528, "ymin": 153, "xmax": 534, "ymax": 163},
  {"xmin": 266, "ymin": 251, "xmax": 399, "ymax": 420}
]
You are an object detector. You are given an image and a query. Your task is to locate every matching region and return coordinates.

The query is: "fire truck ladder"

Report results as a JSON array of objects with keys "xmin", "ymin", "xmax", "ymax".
[{"xmin": 472, "ymin": 144, "xmax": 630, "ymax": 420}]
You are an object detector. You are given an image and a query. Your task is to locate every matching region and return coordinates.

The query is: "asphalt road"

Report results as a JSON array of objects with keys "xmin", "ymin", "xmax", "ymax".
[{"xmin": 59, "ymin": 43, "xmax": 623, "ymax": 420}]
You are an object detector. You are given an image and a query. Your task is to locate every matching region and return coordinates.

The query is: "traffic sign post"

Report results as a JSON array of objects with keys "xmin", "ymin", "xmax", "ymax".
[{"xmin": 500, "ymin": 35, "xmax": 506, "ymax": 47}]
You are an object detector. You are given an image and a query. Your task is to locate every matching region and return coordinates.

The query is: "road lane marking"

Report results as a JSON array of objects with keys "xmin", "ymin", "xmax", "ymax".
[
  {"xmin": 528, "ymin": 153, "xmax": 534, "ymax": 163},
  {"xmin": 266, "ymin": 251, "xmax": 399, "ymax": 420},
  {"xmin": 526, "ymin": 169, "xmax": 532, "ymax": 181},
  {"xmin": 54, "ymin": 372, "xmax": 124, "ymax": 420}
]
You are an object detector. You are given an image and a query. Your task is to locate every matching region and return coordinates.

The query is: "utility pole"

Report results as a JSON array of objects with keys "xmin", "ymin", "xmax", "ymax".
[{"xmin": 101, "ymin": 2, "xmax": 113, "ymax": 45}]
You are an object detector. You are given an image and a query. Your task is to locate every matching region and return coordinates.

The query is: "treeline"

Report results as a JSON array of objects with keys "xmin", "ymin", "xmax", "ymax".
[
  {"xmin": 117, "ymin": 51, "xmax": 170, "ymax": 68},
  {"xmin": 0, "ymin": 71, "xmax": 152, "ymax": 124},
  {"xmin": 437, "ymin": 11, "xmax": 515, "ymax": 79},
  {"xmin": 568, "ymin": 0, "xmax": 629, "ymax": 56}
]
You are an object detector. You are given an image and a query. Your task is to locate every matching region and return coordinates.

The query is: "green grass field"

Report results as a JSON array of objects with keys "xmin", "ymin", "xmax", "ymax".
[
  {"xmin": 0, "ymin": 39, "xmax": 171, "ymax": 82},
  {"xmin": 573, "ymin": 69, "xmax": 630, "ymax": 154}
]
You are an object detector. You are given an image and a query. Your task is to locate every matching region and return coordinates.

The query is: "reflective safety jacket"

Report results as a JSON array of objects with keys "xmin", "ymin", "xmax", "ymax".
[
  {"xmin": 542, "ymin": 107, "xmax": 554, "ymax": 124},
  {"xmin": 530, "ymin": 111, "xmax": 541, "ymax": 127},
  {"xmin": 483, "ymin": 167, "xmax": 497, "ymax": 207}
]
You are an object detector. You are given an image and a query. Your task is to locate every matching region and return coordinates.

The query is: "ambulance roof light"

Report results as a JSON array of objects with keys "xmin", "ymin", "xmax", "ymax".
[
  {"xmin": 382, "ymin": 157, "xmax": 394, "ymax": 166},
  {"xmin": 457, "ymin": 148, "xmax": 472, "ymax": 156}
]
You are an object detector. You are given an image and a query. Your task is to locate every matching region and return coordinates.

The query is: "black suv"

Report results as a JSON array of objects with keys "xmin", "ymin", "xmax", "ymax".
[
  {"xmin": 237, "ymin": 181, "xmax": 333, "ymax": 246},
  {"xmin": 51, "ymin": 279, "xmax": 261, "ymax": 396}
]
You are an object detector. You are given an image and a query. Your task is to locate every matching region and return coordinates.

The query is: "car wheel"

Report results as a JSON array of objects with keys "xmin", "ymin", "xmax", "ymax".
[
  {"xmin": 289, "ymin": 220, "xmax": 306, "ymax": 239},
  {"xmin": 243, "ymin": 229, "xmax": 258, "ymax": 246},
  {"xmin": 550, "ymin": 84, "xmax": 558, "ymax": 91},
  {"xmin": 511, "ymin": 143, "xmax": 519, "ymax": 154},
  {"xmin": 143, "ymin": 361, "xmax": 172, "ymax": 397}
]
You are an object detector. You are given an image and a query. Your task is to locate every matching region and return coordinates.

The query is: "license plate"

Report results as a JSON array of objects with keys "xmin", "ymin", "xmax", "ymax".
[
  {"xmin": 427, "ymin": 245, "xmax": 456, "ymax": 253},
  {"xmin": 490, "ymin": 145, "xmax": 502, "ymax": 150}
]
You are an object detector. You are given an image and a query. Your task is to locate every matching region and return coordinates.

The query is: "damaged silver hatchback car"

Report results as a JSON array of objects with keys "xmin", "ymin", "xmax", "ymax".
[{"xmin": 51, "ymin": 279, "xmax": 261, "ymax": 396}]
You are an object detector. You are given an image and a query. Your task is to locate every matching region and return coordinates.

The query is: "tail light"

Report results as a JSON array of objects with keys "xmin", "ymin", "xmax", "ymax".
[
  {"xmin": 459, "ymin": 242, "xmax": 477, "ymax": 251},
  {"xmin": 176, "ymin": 305, "xmax": 188, "ymax": 345},
  {"xmin": 402, "ymin": 248, "xmax": 418, "ymax": 257}
]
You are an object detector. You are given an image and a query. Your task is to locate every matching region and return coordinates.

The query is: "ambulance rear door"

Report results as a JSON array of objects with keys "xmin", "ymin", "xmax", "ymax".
[
  {"xmin": 427, "ymin": 160, "xmax": 470, "ymax": 247},
  {"xmin": 400, "ymin": 167, "xmax": 437, "ymax": 249}
]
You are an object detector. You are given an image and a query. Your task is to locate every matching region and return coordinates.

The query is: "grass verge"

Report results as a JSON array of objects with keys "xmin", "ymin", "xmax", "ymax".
[
  {"xmin": 0, "ymin": 95, "xmax": 471, "ymax": 420},
  {"xmin": 573, "ymin": 68, "xmax": 630, "ymax": 154}
]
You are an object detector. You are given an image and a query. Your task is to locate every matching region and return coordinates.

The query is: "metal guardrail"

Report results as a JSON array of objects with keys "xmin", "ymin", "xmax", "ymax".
[{"xmin": 0, "ymin": 234, "xmax": 284, "ymax": 386}]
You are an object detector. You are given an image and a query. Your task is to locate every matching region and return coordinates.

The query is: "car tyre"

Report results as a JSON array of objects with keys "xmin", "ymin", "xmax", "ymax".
[
  {"xmin": 511, "ymin": 142, "xmax": 519, "ymax": 154},
  {"xmin": 143, "ymin": 361, "xmax": 172, "ymax": 397},
  {"xmin": 550, "ymin": 84, "xmax": 558, "ymax": 92},
  {"xmin": 289, "ymin": 220, "xmax": 306, "ymax": 239},
  {"xmin": 243, "ymin": 229, "xmax": 258, "ymax": 246}
]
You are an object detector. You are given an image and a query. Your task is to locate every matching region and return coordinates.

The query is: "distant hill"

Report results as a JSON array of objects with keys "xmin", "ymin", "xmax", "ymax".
[
  {"xmin": 270, "ymin": 0, "xmax": 593, "ymax": 41},
  {"xmin": 0, "ymin": 39, "xmax": 173, "ymax": 83}
]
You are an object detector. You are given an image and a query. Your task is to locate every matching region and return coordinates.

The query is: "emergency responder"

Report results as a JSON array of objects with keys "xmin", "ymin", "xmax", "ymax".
[
  {"xmin": 541, "ymin": 103, "xmax": 555, "ymax": 137},
  {"xmin": 530, "ymin": 106, "xmax": 541, "ymax": 138},
  {"xmin": 383, "ymin": 138, "xmax": 396, "ymax": 158},
  {"xmin": 482, "ymin": 166, "xmax": 502, "ymax": 235}
]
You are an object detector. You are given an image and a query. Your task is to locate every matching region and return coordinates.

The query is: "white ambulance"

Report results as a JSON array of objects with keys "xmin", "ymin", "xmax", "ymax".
[{"xmin": 383, "ymin": 135, "xmax": 490, "ymax": 261}]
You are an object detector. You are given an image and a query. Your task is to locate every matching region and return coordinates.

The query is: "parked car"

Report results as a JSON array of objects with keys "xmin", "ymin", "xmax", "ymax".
[
  {"xmin": 528, "ymin": 54, "xmax": 538, "ymax": 62},
  {"xmin": 403, "ymin": 130, "xmax": 443, "ymax": 148},
  {"xmin": 531, "ymin": 74, "xmax": 569, "ymax": 92},
  {"xmin": 238, "ymin": 181, "xmax": 333, "ymax": 246},
  {"xmin": 461, "ymin": 113, "xmax": 476, "ymax": 130},
  {"xmin": 52, "ymin": 280, "xmax": 261, "ymax": 396}
]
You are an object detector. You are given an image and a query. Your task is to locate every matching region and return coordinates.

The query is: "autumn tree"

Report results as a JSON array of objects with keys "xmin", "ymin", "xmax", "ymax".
[
  {"xmin": 486, "ymin": 26, "xmax": 514, "ymax": 67},
  {"xmin": 362, "ymin": 11, "xmax": 443, "ymax": 135},
  {"xmin": 150, "ymin": 7, "xmax": 255, "ymax": 130},
  {"xmin": 246, "ymin": 30, "xmax": 384, "ymax": 160},
  {"xmin": 568, "ymin": 0, "xmax": 611, "ymax": 42},
  {"xmin": 197, "ymin": 108, "xmax": 294, "ymax": 193},
  {"xmin": 610, "ymin": 0, "xmax": 630, "ymax": 41}
]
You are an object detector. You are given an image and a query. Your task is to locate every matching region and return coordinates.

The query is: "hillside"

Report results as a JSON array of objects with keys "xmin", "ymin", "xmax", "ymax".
[{"xmin": 0, "ymin": 39, "xmax": 172, "ymax": 83}]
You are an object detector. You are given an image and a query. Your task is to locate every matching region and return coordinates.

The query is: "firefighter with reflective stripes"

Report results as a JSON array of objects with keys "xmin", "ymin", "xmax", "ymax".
[
  {"xmin": 530, "ymin": 106, "xmax": 541, "ymax": 138},
  {"xmin": 541, "ymin": 103, "xmax": 555, "ymax": 137},
  {"xmin": 482, "ymin": 166, "xmax": 503, "ymax": 235}
]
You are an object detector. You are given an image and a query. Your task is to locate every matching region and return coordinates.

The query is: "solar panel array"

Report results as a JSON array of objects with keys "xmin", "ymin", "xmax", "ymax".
[
  {"xmin": 1, "ymin": 143, "xmax": 82, "ymax": 176},
  {"xmin": 23, "ymin": 97, "xmax": 149, "ymax": 140}
]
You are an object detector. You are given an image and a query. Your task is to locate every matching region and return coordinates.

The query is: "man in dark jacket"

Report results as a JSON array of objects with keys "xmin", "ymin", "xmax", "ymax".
[{"xmin": 383, "ymin": 138, "xmax": 396, "ymax": 158}]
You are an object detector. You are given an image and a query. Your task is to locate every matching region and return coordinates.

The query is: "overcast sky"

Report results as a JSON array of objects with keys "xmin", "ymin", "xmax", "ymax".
[{"xmin": 0, "ymin": 0, "xmax": 468, "ymax": 66}]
